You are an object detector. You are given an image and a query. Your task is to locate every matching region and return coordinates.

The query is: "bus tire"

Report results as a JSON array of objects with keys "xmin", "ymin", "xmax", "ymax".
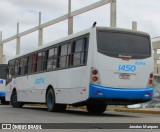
[
  {"xmin": 10, "ymin": 91, "xmax": 24, "ymax": 108},
  {"xmin": 46, "ymin": 88, "xmax": 66, "ymax": 112},
  {"xmin": 86, "ymin": 102, "xmax": 107, "ymax": 114}
]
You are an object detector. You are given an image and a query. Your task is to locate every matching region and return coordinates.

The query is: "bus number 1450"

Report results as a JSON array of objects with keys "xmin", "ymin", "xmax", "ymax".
[{"xmin": 118, "ymin": 65, "xmax": 136, "ymax": 72}]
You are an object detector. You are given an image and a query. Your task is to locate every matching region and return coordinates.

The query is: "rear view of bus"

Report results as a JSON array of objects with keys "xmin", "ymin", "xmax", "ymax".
[{"xmin": 87, "ymin": 27, "xmax": 153, "ymax": 113}]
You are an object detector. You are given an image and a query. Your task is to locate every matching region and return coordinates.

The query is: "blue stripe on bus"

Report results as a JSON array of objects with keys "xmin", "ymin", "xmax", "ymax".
[
  {"xmin": 0, "ymin": 80, "xmax": 3, "ymax": 84},
  {"xmin": 89, "ymin": 84, "xmax": 153, "ymax": 100},
  {"xmin": 0, "ymin": 92, "xmax": 5, "ymax": 97}
]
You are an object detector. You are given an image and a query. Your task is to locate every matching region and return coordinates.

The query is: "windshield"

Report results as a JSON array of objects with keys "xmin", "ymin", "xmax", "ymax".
[{"xmin": 97, "ymin": 30, "xmax": 151, "ymax": 59}]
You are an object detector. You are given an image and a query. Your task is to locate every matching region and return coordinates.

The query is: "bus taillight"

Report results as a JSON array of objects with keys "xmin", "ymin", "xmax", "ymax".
[
  {"xmin": 92, "ymin": 76, "xmax": 98, "ymax": 82},
  {"xmin": 149, "ymin": 80, "xmax": 152, "ymax": 85},
  {"xmin": 147, "ymin": 73, "xmax": 153, "ymax": 87},
  {"xmin": 150, "ymin": 73, "xmax": 153, "ymax": 79},
  {"xmin": 90, "ymin": 67, "xmax": 100, "ymax": 84},
  {"xmin": 92, "ymin": 70, "xmax": 98, "ymax": 75}
]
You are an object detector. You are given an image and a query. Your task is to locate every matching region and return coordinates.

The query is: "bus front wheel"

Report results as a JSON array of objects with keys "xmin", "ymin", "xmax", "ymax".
[
  {"xmin": 86, "ymin": 102, "xmax": 107, "ymax": 114},
  {"xmin": 46, "ymin": 88, "xmax": 66, "ymax": 112},
  {"xmin": 10, "ymin": 91, "xmax": 24, "ymax": 108}
]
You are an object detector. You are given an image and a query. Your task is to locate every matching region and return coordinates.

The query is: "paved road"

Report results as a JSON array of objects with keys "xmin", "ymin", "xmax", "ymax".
[{"xmin": 0, "ymin": 104, "xmax": 160, "ymax": 132}]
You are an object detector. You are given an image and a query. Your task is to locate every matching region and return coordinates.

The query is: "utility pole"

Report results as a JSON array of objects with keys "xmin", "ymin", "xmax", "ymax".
[
  {"xmin": 132, "ymin": 21, "xmax": 137, "ymax": 31},
  {"xmin": 68, "ymin": 0, "xmax": 73, "ymax": 35},
  {"xmin": 38, "ymin": 12, "xmax": 43, "ymax": 47},
  {"xmin": 110, "ymin": 0, "xmax": 117, "ymax": 27},
  {"xmin": 16, "ymin": 23, "xmax": 20, "ymax": 55}
]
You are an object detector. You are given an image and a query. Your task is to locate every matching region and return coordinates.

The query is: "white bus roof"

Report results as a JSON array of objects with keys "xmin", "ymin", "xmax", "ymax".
[
  {"xmin": 8, "ymin": 26, "xmax": 150, "ymax": 61},
  {"xmin": 97, "ymin": 27, "xmax": 149, "ymax": 36}
]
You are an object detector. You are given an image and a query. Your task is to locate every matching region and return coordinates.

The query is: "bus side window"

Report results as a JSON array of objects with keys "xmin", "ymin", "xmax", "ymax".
[
  {"xmin": 47, "ymin": 48, "xmax": 54, "ymax": 70},
  {"xmin": 53, "ymin": 48, "xmax": 57, "ymax": 69},
  {"xmin": 81, "ymin": 38, "xmax": 88, "ymax": 64},
  {"xmin": 71, "ymin": 38, "xmax": 88, "ymax": 66},
  {"xmin": 67, "ymin": 43, "xmax": 71, "ymax": 67},
  {"xmin": 32, "ymin": 54, "xmax": 37, "ymax": 73},
  {"xmin": 72, "ymin": 39, "xmax": 83, "ymax": 66},
  {"xmin": 42, "ymin": 51, "xmax": 47, "ymax": 70},
  {"xmin": 23, "ymin": 57, "xmax": 28, "ymax": 75},
  {"xmin": 19, "ymin": 58, "xmax": 24, "ymax": 75},
  {"xmin": 37, "ymin": 51, "xmax": 46, "ymax": 72},
  {"xmin": 14, "ymin": 59, "xmax": 19, "ymax": 77},
  {"xmin": 37, "ymin": 52, "xmax": 43, "ymax": 72},
  {"xmin": 70, "ymin": 41, "xmax": 75, "ymax": 66},
  {"xmin": 28, "ymin": 55, "xmax": 32, "ymax": 74},
  {"xmin": 42, "ymin": 51, "xmax": 47, "ymax": 71},
  {"xmin": 9, "ymin": 60, "xmax": 15, "ymax": 77},
  {"xmin": 59, "ymin": 44, "xmax": 67, "ymax": 68}
]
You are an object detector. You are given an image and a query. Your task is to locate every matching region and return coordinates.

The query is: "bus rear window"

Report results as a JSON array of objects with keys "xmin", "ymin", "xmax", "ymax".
[{"xmin": 97, "ymin": 30, "xmax": 151, "ymax": 59}]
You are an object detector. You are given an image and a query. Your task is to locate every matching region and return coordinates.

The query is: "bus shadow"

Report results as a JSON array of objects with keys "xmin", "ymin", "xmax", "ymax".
[
  {"xmin": 21, "ymin": 105, "xmax": 47, "ymax": 112},
  {"xmin": 65, "ymin": 109, "xmax": 138, "ymax": 118},
  {"xmin": 21, "ymin": 105, "xmax": 138, "ymax": 118},
  {"xmin": 0, "ymin": 103, "xmax": 10, "ymax": 105}
]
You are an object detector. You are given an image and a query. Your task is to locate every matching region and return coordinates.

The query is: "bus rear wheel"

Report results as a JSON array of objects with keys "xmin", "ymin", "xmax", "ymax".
[
  {"xmin": 10, "ymin": 91, "xmax": 24, "ymax": 108},
  {"xmin": 86, "ymin": 102, "xmax": 107, "ymax": 114},
  {"xmin": 46, "ymin": 88, "xmax": 66, "ymax": 112}
]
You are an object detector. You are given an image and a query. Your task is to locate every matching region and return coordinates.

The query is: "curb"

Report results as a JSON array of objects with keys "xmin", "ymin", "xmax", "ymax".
[
  {"xmin": 107, "ymin": 108, "xmax": 160, "ymax": 114},
  {"xmin": 67, "ymin": 107, "xmax": 160, "ymax": 114}
]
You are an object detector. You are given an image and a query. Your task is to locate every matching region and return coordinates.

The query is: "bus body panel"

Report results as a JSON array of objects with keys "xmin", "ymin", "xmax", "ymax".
[
  {"xmin": 55, "ymin": 66, "xmax": 89, "ymax": 104},
  {"xmin": 88, "ymin": 27, "xmax": 154, "ymax": 103},
  {"xmin": 97, "ymin": 53, "xmax": 153, "ymax": 88},
  {"xmin": 6, "ymin": 67, "xmax": 90, "ymax": 104},
  {"xmin": 5, "ymin": 28, "xmax": 95, "ymax": 104}
]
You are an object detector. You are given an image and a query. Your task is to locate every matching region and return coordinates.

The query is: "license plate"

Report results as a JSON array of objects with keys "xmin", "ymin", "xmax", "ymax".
[{"xmin": 119, "ymin": 73, "xmax": 130, "ymax": 80}]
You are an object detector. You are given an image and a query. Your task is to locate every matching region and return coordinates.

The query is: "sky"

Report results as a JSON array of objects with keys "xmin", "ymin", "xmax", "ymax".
[{"xmin": 0, "ymin": 0, "xmax": 160, "ymax": 61}]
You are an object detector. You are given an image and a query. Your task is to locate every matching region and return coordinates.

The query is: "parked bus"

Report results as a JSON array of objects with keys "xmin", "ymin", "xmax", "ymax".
[
  {"xmin": 0, "ymin": 64, "xmax": 9, "ymax": 105},
  {"xmin": 5, "ymin": 27, "xmax": 154, "ymax": 113}
]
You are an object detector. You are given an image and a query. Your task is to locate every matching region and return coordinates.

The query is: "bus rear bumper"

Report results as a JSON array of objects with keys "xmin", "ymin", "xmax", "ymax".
[{"xmin": 89, "ymin": 84, "xmax": 153, "ymax": 101}]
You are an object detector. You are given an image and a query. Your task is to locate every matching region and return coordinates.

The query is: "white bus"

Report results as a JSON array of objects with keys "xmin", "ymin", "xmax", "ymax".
[
  {"xmin": 0, "ymin": 64, "xmax": 9, "ymax": 105},
  {"xmin": 5, "ymin": 27, "xmax": 154, "ymax": 113}
]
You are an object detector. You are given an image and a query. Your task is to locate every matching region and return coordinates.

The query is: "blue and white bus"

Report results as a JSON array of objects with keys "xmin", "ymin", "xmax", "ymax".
[
  {"xmin": 0, "ymin": 64, "xmax": 9, "ymax": 105},
  {"xmin": 5, "ymin": 27, "xmax": 154, "ymax": 113}
]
